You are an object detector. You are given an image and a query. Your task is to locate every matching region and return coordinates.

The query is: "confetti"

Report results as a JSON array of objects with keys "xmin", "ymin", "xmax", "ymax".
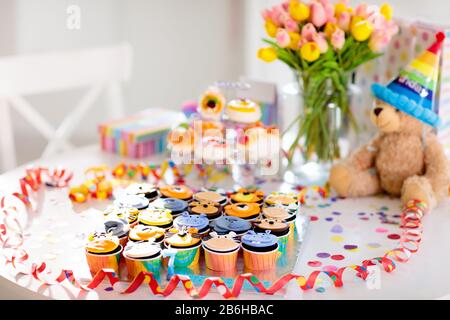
[
  {"xmin": 367, "ymin": 242, "xmax": 381, "ymax": 249},
  {"xmin": 344, "ymin": 245, "xmax": 358, "ymax": 250},
  {"xmin": 387, "ymin": 234, "xmax": 401, "ymax": 240},
  {"xmin": 315, "ymin": 287, "xmax": 326, "ymax": 293},
  {"xmin": 310, "ymin": 216, "xmax": 319, "ymax": 222},
  {"xmin": 325, "ymin": 217, "xmax": 333, "ymax": 222},
  {"xmin": 322, "ymin": 265, "xmax": 337, "ymax": 272},
  {"xmin": 307, "ymin": 260, "xmax": 322, "ymax": 267},
  {"xmin": 331, "ymin": 254, "xmax": 345, "ymax": 261},
  {"xmin": 316, "ymin": 252, "xmax": 331, "ymax": 259},
  {"xmin": 331, "ymin": 235, "xmax": 344, "ymax": 242},
  {"xmin": 330, "ymin": 225, "xmax": 343, "ymax": 233},
  {"xmin": 376, "ymin": 227, "xmax": 389, "ymax": 233}
]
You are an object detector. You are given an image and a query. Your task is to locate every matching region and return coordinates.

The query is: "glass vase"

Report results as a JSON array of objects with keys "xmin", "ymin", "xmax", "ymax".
[{"xmin": 281, "ymin": 71, "xmax": 358, "ymax": 186}]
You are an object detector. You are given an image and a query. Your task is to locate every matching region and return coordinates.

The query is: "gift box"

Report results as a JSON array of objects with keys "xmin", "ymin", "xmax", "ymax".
[
  {"xmin": 353, "ymin": 18, "xmax": 450, "ymax": 156},
  {"xmin": 99, "ymin": 108, "xmax": 185, "ymax": 158}
]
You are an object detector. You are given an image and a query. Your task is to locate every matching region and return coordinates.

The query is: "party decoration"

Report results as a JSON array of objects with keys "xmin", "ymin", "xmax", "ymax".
[
  {"xmin": 330, "ymin": 32, "xmax": 450, "ymax": 209},
  {"xmin": 99, "ymin": 108, "xmax": 184, "ymax": 158},
  {"xmin": 258, "ymin": 0, "xmax": 398, "ymax": 162}
]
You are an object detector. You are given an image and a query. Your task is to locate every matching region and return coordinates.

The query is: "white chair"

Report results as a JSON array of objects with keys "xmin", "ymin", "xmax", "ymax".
[{"xmin": 0, "ymin": 44, "xmax": 133, "ymax": 172}]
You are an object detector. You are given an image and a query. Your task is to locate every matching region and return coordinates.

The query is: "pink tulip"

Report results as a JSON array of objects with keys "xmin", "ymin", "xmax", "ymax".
[
  {"xmin": 301, "ymin": 22, "xmax": 318, "ymax": 42},
  {"xmin": 355, "ymin": 3, "xmax": 369, "ymax": 18},
  {"xmin": 331, "ymin": 28, "xmax": 345, "ymax": 50},
  {"xmin": 310, "ymin": 2, "xmax": 327, "ymax": 27},
  {"xmin": 386, "ymin": 20, "xmax": 399, "ymax": 37},
  {"xmin": 281, "ymin": 1, "xmax": 290, "ymax": 11},
  {"xmin": 319, "ymin": 0, "xmax": 335, "ymax": 22},
  {"xmin": 313, "ymin": 32, "xmax": 329, "ymax": 53},
  {"xmin": 368, "ymin": 12, "xmax": 386, "ymax": 30},
  {"xmin": 337, "ymin": 12, "xmax": 351, "ymax": 31},
  {"xmin": 285, "ymin": 19, "xmax": 300, "ymax": 32},
  {"xmin": 261, "ymin": 9, "xmax": 270, "ymax": 21},
  {"xmin": 369, "ymin": 30, "xmax": 390, "ymax": 52},
  {"xmin": 276, "ymin": 28, "xmax": 291, "ymax": 48}
]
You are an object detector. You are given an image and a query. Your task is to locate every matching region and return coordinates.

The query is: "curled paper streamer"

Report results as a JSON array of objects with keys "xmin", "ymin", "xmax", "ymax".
[{"xmin": 0, "ymin": 166, "xmax": 429, "ymax": 299}]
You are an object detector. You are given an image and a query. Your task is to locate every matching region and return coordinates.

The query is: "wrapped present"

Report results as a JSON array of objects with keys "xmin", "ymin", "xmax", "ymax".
[
  {"xmin": 353, "ymin": 18, "xmax": 450, "ymax": 156},
  {"xmin": 99, "ymin": 108, "xmax": 185, "ymax": 158}
]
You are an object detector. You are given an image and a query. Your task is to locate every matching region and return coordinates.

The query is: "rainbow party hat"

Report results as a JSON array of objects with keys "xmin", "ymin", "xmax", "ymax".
[{"xmin": 372, "ymin": 32, "xmax": 445, "ymax": 127}]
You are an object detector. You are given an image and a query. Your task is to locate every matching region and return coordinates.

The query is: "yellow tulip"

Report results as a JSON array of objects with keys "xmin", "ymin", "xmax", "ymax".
[
  {"xmin": 288, "ymin": 32, "xmax": 301, "ymax": 50},
  {"xmin": 380, "ymin": 3, "xmax": 393, "ymax": 21},
  {"xmin": 324, "ymin": 22, "xmax": 338, "ymax": 39},
  {"xmin": 334, "ymin": 2, "xmax": 347, "ymax": 16},
  {"xmin": 257, "ymin": 47, "xmax": 278, "ymax": 63},
  {"xmin": 351, "ymin": 18, "xmax": 373, "ymax": 42},
  {"xmin": 265, "ymin": 19, "xmax": 278, "ymax": 38},
  {"xmin": 289, "ymin": 0, "xmax": 310, "ymax": 22},
  {"xmin": 300, "ymin": 42, "xmax": 321, "ymax": 62}
]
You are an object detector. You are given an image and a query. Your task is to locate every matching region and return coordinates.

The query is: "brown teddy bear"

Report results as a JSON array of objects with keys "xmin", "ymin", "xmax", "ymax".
[{"xmin": 329, "ymin": 32, "xmax": 450, "ymax": 209}]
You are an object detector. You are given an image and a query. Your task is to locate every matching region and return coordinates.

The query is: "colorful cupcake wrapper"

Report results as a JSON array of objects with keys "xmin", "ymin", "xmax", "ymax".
[
  {"xmin": 242, "ymin": 246, "xmax": 278, "ymax": 271},
  {"xmin": 85, "ymin": 245, "xmax": 122, "ymax": 277},
  {"xmin": 124, "ymin": 254, "xmax": 162, "ymax": 281}
]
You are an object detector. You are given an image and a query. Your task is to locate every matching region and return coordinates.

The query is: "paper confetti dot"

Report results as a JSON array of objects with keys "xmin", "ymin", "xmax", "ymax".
[
  {"xmin": 331, "ymin": 235, "xmax": 344, "ymax": 242},
  {"xmin": 104, "ymin": 287, "xmax": 114, "ymax": 292},
  {"xmin": 387, "ymin": 234, "xmax": 401, "ymax": 240},
  {"xmin": 367, "ymin": 242, "xmax": 381, "ymax": 249},
  {"xmin": 296, "ymin": 277, "xmax": 306, "ymax": 287},
  {"xmin": 344, "ymin": 245, "xmax": 358, "ymax": 250},
  {"xmin": 316, "ymin": 287, "xmax": 326, "ymax": 293},
  {"xmin": 310, "ymin": 216, "xmax": 318, "ymax": 222},
  {"xmin": 325, "ymin": 217, "xmax": 333, "ymax": 222},
  {"xmin": 331, "ymin": 254, "xmax": 345, "ymax": 261},
  {"xmin": 316, "ymin": 252, "xmax": 331, "ymax": 259},
  {"xmin": 331, "ymin": 225, "xmax": 343, "ymax": 233},
  {"xmin": 308, "ymin": 260, "xmax": 323, "ymax": 267},
  {"xmin": 376, "ymin": 227, "xmax": 389, "ymax": 233},
  {"xmin": 332, "ymin": 211, "xmax": 342, "ymax": 216},
  {"xmin": 322, "ymin": 265, "xmax": 337, "ymax": 272}
]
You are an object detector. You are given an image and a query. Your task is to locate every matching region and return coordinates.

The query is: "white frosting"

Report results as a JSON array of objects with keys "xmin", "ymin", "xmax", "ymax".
[{"xmin": 124, "ymin": 242, "xmax": 161, "ymax": 259}]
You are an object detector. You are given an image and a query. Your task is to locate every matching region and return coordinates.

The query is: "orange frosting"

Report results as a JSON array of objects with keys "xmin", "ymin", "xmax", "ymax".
[
  {"xmin": 86, "ymin": 233, "xmax": 120, "ymax": 254},
  {"xmin": 225, "ymin": 203, "xmax": 260, "ymax": 219},
  {"xmin": 160, "ymin": 185, "xmax": 193, "ymax": 200},
  {"xmin": 231, "ymin": 189, "xmax": 264, "ymax": 204}
]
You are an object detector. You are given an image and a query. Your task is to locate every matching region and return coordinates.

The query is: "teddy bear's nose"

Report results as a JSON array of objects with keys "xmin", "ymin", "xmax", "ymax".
[{"xmin": 373, "ymin": 108, "xmax": 383, "ymax": 116}]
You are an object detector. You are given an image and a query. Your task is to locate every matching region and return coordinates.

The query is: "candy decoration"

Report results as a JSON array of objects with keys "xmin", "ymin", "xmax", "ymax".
[{"xmin": 0, "ymin": 166, "xmax": 430, "ymax": 298}]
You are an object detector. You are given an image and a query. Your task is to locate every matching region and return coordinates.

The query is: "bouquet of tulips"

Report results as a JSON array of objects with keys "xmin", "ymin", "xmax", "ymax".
[{"xmin": 258, "ymin": 0, "xmax": 398, "ymax": 162}]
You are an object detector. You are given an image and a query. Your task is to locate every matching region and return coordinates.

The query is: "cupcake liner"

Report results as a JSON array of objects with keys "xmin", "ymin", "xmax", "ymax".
[
  {"xmin": 277, "ymin": 232, "xmax": 290, "ymax": 255},
  {"xmin": 124, "ymin": 254, "xmax": 162, "ymax": 281},
  {"xmin": 119, "ymin": 236, "xmax": 129, "ymax": 249},
  {"xmin": 203, "ymin": 246, "xmax": 239, "ymax": 272},
  {"xmin": 162, "ymin": 245, "xmax": 201, "ymax": 268},
  {"xmin": 242, "ymin": 247, "xmax": 278, "ymax": 271},
  {"xmin": 85, "ymin": 245, "xmax": 122, "ymax": 277}
]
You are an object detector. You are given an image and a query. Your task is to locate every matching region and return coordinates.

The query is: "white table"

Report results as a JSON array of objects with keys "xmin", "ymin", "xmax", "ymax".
[{"xmin": 0, "ymin": 145, "xmax": 449, "ymax": 300}]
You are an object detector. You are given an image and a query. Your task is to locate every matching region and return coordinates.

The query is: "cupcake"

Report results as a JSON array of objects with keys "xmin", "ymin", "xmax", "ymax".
[
  {"xmin": 125, "ymin": 183, "xmax": 159, "ymax": 202},
  {"xmin": 85, "ymin": 232, "xmax": 122, "ymax": 276},
  {"xmin": 210, "ymin": 216, "xmax": 252, "ymax": 237},
  {"xmin": 230, "ymin": 188, "xmax": 264, "ymax": 205},
  {"xmin": 188, "ymin": 200, "xmax": 222, "ymax": 220},
  {"xmin": 129, "ymin": 224, "xmax": 165, "ymax": 244},
  {"xmin": 164, "ymin": 227, "xmax": 202, "ymax": 268},
  {"xmin": 202, "ymin": 232, "xmax": 240, "ymax": 272},
  {"xmin": 138, "ymin": 208, "xmax": 173, "ymax": 230},
  {"xmin": 225, "ymin": 99, "xmax": 262, "ymax": 124},
  {"xmin": 123, "ymin": 241, "xmax": 162, "ymax": 280},
  {"xmin": 193, "ymin": 191, "xmax": 227, "ymax": 206},
  {"xmin": 102, "ymin": 218, "xmax": 130, "ymax": 248},
  {"xmin": 224, "ymin": 202, "xmax": 261, "ymax": 221},
  {"xmin": 150, "ymin": 198, "xmax": 188, "ymax": 217},
  {"xmin": 262, "ymin": 206, "xmax": 296, "ymax": 240},
  {"xmin": 254, "ymin": 218, "xmax": 290, "ymax": 254},
  {"xmin": 241, "ymin": 231, "xmax": 278, "ymax": 271},
  {"xmin": 264, "ymin": 192, "xmax": 300, "ymax": 215},
  {"xmin": 173, "ymin": 212, "xmax": 210, "ymax": 237},
  {"xmin": 159, "ymin": 185, "xmax": 193, "ymax": 201},
  {"xmin": 114, "ymin": 194, "xmax": 150, "ymax": 210},
  {"xmin": 103, "ymin": 206, "xmax": 139, "ymax": 227}
]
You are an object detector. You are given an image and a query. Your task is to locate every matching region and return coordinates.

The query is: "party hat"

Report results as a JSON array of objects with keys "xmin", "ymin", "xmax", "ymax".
[{"xmin": 372, "ymin": 32, "xmax": 445, "ymax": 127}]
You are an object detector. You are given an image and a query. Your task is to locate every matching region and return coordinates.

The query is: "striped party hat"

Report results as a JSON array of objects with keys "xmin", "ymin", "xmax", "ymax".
[{"xmin": 372, "ymin": 32, "xmax": 445, "ymax": 127}]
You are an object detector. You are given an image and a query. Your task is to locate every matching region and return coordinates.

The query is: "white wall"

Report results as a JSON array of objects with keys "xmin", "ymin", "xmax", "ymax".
[{"xmin": 1, "ymin": 0, "xmax": 244, "ymax": 167}]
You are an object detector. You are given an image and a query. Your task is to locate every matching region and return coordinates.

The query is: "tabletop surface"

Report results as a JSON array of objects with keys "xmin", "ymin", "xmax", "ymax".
[{"xmin": 0, "ymin": 145, "xmax": 449, "ymax": 300}]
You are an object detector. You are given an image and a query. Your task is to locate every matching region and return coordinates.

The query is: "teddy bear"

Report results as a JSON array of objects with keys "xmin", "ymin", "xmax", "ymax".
[{"xmin": 329, "ymin": 32, "xmax": 450, "ymax": 209}]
